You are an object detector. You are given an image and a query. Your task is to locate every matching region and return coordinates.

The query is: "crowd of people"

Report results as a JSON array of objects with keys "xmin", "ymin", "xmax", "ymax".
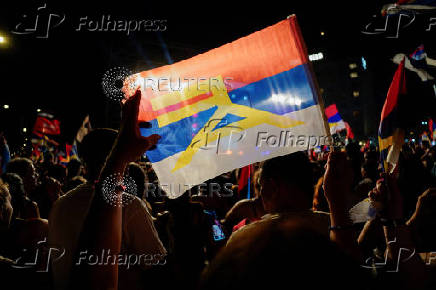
[{"xmin": 0, "ymin": 91, "xmax": 436, "ymax": 290}]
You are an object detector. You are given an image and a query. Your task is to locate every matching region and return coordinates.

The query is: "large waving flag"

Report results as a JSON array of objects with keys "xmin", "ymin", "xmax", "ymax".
[
  {"xmin": 126, "ymin": 16, "xmax": 329, "ymax": 197},
  {"xmin": 379, "ymin": 58, "xmax": 407, "ymax": 172}
]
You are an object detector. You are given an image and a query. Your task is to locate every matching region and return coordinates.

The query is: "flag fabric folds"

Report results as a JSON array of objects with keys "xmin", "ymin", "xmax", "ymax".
[
  {"xmin": 378, "ymin": 58, "xmax": 407, "ymax": 171},
  {"xmin": 238, "ymin": 165, "xmax": 253, "ymax": 199},
  {"xmin": 409, "ymin": 44, "xmax": 427, "ymax": 69},
  {"xmin": 32, "ymin": 113, "xmax": 61, "ymax": 137},
  {"xmin": 429, "ymin": 119, "xmax": 436, "ymax": 140},
  {"xmin": 128, "ymin": 16, "xmax": 328, "ymax": 197}
]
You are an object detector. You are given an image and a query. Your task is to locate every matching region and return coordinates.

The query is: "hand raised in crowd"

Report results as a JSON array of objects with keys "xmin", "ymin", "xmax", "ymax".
[
  {"xmin": 110, "ymin": 90, "xmax": 160, "ymax": 166},
  {"xmin": 407, "ymin": 187, "xmax": 436, "ymax": 226},
  {"xmin": 323, "ymin": 151, "xmax": 361, "ymax": 259},
  {"xmin": 323, "ymin": 151, "xmax": 353, "ymax": 212},
  {"xmin": 71, "ymin": 90, "xmax": 161, "ymax": 290},
  {"xmin": 368, "ymin": 167, "xmax": 403, "ymax": 221}
]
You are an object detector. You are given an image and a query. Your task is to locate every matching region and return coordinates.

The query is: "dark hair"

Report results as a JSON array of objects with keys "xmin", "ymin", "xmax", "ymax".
[
  {"xmin": 47, "ymin": 164, "xmax": 67, "ymax": 184},
  {"xmin": 66, "ymin": 158, "xmax": 82, "ymax": 178},
  {"xmin": 6, "ymin": 158, "xmax": 33, "ymax": 179},
  {"xmin": 1, "ymin": 173, "xmax": 25, "ymax": 218},
  {"xmin": 77, "ymin": 128, "xmax": 118, "ymax": 180},
  {"xmin": 261, "ymin": 152, "xmax": 314, "ymax": 197}
]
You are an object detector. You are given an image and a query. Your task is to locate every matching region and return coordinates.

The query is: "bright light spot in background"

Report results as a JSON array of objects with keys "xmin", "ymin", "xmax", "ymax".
[
  {"xmin": 309, "ymin": 52, "xmax": 323, "ymax": 61},
  {"xmin": 238, "ymin": 151, "xmax": 243, "ymax": 155},
  {"xmin": 3, "ymin": 104, "xmax": 9, "ymax": 109},
  {"xmin": 37, "ymin": 108, "xmax": 41, "ymax": 112},
  {"xmin": 0, "ymin": 36, "xmax": 5, "ymax": 43},
  {"xmin": 320, "ymin": 31, "xmax": 325, "ymax": 36},
  {"xmin": 353, "ymin": 91, "xmax": 360, "ymax": 97},
  {"xmin": 361, "ymin": 57, "xmax": 367, "ymax": 70},
  {"xmin": 226, "ymin": 150, "xmax": 232, "ymax": 155},
  {"xmin": 349, "ymin": 63, "xmax": 357, "ymax": 69},
  {"xmin": 22, "ymin": 128, "xmax": 27, "ymax": 133},
  {"xmin": 350, "ymin": 72, "xmax": 358, "ymax": 78}
]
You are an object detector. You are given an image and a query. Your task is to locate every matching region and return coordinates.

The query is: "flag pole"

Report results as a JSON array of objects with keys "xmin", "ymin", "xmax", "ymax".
[{"xmin": 287, "ymin": 14, "xmax": 332, "ymax": 144}]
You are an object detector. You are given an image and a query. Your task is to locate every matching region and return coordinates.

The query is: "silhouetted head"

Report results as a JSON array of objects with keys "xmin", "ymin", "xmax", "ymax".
[
  {"xmin": 78, "ymin": 128, "xmax": 118, "ymax": 181},
  {"xmin": 6, "ymin": 158, "xmax": 38, "ymax": 195},
  {"xmin": 200, "ymin": 216, "xmax": 365, "ymax": 290},
  {"xmin": 66, "ymin": 158, "xmax": 82, "ymax": 179},
  {"xmin": 0, "ymin": 180, "xmax": 13, "ymax": 229},
  {"xmin": 259, "ymin": 152, "xmax": 313, "ymax": 213}
]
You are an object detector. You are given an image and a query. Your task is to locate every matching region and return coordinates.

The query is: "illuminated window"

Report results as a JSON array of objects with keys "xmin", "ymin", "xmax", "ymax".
[
  {"xmin": 353, "ymin": 91, "xmax": 359, "ymax": 97},
  {"xmin": 349, "ymin": 63, "xmax": 357, "ymax": 69},
  {"xmin": 309, "ymin": 52, "xmax": 324, "ymax": 61},
  {"xmin": 350, "ymin": 72, "xmax": 358, "ymax": 78}
]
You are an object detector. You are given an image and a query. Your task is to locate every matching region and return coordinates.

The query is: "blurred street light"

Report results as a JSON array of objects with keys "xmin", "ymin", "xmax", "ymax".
[{"xmin": 3, "ymin": 104, "xmax": 9, "ymax": 109}]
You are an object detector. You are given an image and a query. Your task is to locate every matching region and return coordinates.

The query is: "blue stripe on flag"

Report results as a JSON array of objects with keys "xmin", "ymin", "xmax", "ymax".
[
  {"xmin": 143, "ymin": 106, "xmax": 218, "ymax": 162},
  {"xmin": 229, "ymin": 63, "xmax": 318, "ymax": 115},
  {"xmin": 327, "ymin": 113, "xmax": 342, "ymax": 123}
]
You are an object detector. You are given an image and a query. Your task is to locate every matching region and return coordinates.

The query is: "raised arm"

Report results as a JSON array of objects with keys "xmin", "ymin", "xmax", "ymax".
[{"xmin": 70, "ymin": 91, "xmax": 160, "ymax": 290}]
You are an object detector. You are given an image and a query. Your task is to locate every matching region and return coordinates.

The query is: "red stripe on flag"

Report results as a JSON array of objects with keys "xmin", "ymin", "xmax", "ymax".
[
  {"xmin": 325, "ymin": 104, "xmax": 339, "ymax": 119},
  {"xmin": 380, "ymin": 58, "xmax": 406, "ymax": 121},
  {"xmin": 154, "ymin": 91, "xmax": 214, "ymax": 116},
  {"xmin": 135, "ymin": 16, "xmax": 309, "ymax": 122}
]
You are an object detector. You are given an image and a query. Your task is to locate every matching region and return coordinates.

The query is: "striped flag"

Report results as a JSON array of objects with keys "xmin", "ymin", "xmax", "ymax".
[
  {"xmin": 378, "ymin": 58, "xmax": 406, "ymax": 172},
  {"xmin": 325, "ymin": 104, "xmax": 347, "ymax": 135},
  {"xmin": 430, "ymin": 119, "xmax": 436, "ymax": 140},
  {"xmin": 126, "ymin": 16, "xmax": 329, "ymax": 197}
]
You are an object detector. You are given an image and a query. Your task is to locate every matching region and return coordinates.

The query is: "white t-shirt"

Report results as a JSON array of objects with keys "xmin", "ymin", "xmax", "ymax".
[{"xmin": 48, "ymin": 183, "xmax": 166, "ymax": 290}]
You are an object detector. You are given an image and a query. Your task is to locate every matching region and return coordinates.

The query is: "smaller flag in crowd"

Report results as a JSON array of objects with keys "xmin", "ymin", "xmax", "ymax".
[
  {"xmin": 324, "ymin": 104, "xmax": 353, "ymax": 139},
  {"xmin": 238, "ymin": 165, "xmax": 253, "ymax": 199},
  {"xmin": 409, "ymin": 44, "xmax": 427, "ymax": 69},
  {"xmin": 32, "ymin": 112, "xmax": 61, "ymax": 137},
  {"xmin": 58, "ymin": 143, "xmax": 79, "ymax": 166},
  {"xmin": 429, "ymin": 119, "xmax": 436, "ymax": 140}
]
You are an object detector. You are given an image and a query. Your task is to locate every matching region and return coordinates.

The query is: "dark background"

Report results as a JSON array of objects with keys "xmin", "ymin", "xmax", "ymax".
[{"xmin": 0, "ymin": 0, "xmax": 435, "ymax": 150}]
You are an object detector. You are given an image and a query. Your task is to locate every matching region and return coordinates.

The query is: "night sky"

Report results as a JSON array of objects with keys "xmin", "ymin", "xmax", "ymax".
[{"xmin": 1, "ymin": 0, "xmax": 435, "ymax": 149}]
